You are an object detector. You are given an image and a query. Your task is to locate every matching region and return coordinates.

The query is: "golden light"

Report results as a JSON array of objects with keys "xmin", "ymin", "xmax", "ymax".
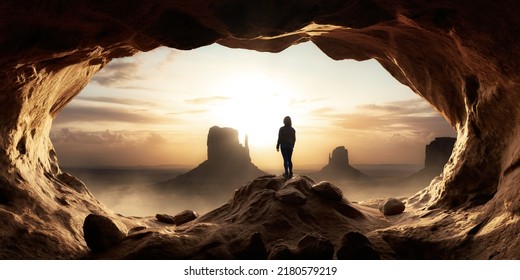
[{"xmin": 209, "ymin": 71, "xmax": 302, "ymax": 148}]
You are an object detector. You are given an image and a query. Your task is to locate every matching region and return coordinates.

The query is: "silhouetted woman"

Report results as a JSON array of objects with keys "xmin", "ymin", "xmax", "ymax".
[{"xmin": 276, "ymin": 116, "xmax": 296, "ymax": 178}]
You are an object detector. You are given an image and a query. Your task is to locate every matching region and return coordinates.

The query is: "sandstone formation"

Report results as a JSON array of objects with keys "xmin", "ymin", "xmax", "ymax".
[
  {"xmin": 314, "ymin": 146, "xmax": 370, "ymax": 181},
  {"xmin": 88, "ymin": 176, "xmax": 389, "ymax": 259},
  {"xmin": 408, "ymin": 137, "xmax": 456, "ymax": 186},
  {"xmin": 1, "ymin": 1, "xmax": 520, "ymax": 259},
  {"xmin": 162, "ymin": 126, "xmax": 265, "ymax": 192}
]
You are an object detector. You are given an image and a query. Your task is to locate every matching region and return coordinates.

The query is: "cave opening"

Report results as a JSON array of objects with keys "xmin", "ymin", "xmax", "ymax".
[
  {"xmin": 50, "ymin": 42, "xmax": 456, "ymax": 216},
  {"xmin": 3, "ymin": 1, "xmax": 520, "ymax": 260}
]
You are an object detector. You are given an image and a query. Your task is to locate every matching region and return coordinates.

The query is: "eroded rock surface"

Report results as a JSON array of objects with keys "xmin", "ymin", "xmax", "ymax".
[
  {"xmin": 1, "ymin": 0, "xmax": 520, "ymax": 259},
  {"xmin": 90, "ymin": 176, "xmax": 388, "ymax": 259}
]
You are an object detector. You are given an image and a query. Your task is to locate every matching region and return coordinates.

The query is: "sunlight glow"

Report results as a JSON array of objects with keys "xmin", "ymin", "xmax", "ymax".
[{"xmin": 208, "ymin": 71, "xmax": 304, "ymax": 148}]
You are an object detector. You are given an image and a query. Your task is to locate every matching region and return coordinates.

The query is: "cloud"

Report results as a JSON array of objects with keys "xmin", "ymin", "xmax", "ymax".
[
  {"xmin": 356, "ymin": 99, "xmax": 433, "ymax": 115},
  {"xmin": 165, "ymin": 49, "xmax": 179, "ymax": 63},
  {"xmin": 168, "ymin": 109, "xmax": 209, "ymax": 115},
  {"xmin": 51, "ymin": 128, "xmax": 107, "ymax": 145},
  {"xmin": 92, "ymin": 60, "xmax": 142, "ymax": 86},
  {"xmin": 144, "ymin": 132, "xmax": 170, "ymax": 146},
  {"xmin": 289, "ymin": 97, "xmax": 325, "ymax": 106},
  {"xmin": 184, "ymin": 96, "xmax": 230, "ymax": 105},
  {"xmin": 313, "ymin": 99, "xmax": 456, "ymax": 142},
  {"xmin": 113, "ymin": 85, "xmax": 173, "ymax": 92},
  {"xmin": 76, "ymin": 96, "xmax": 159, "ymax": 107},
  {"xmin": 53, "ymin": 104, "xmax": 174, "ymax": 125},
  {"xmin": 50, "ymin": 129, "xmax": 185, "ymax": 167},
  {"xmin": 51, "ymin": 129, "xmax": 170, "ymax": 147}
]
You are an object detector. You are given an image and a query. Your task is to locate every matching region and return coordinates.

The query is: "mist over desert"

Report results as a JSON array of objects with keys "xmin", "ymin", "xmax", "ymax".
[{"xmin": 63, "ymin": 163, "xmax": 425, "ymax": 217}]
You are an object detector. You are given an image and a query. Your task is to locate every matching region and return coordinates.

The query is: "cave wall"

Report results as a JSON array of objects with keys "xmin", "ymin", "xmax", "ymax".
[{"xmin": 1, "ymin": 0, "xmax": 520, "ymax": 258}]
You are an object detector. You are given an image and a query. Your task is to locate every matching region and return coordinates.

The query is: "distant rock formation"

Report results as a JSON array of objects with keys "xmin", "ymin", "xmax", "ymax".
[
  {"xmin": 314, "ymin": 146, "xmax": 369, "ymax": 181},
  {"xmin": 425, "ymin": 137, "xmax": 457, "ymax": 169},
  {"xmin": 207, "ymin": 126, "xmax": 251, "ymax": 163},
  {"xmin": 408, "ymin": 137, "xmax": 456, "ymax": 185},
  {"xmin": 163, "ymin": 126, "xmax": 265, "ymax": 191}
]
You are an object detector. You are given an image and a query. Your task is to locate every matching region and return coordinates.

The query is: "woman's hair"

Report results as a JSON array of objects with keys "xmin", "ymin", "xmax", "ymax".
[{"xmin": 283, "ymin": 116, "xmax": 292, "ymax": 127}]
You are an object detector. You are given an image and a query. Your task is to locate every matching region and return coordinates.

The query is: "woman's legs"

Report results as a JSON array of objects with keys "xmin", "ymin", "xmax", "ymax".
[{"xmin": 281, "ymin": 144, "xmax": 294, "ymax": 177}]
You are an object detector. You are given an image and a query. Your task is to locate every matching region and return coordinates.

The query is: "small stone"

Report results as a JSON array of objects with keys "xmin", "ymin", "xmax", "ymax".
[
  {"xmin": 276, "ymin": 188, "xmax": 307, "ymax": 205},
  {"xmin": 311, "ymin": 181, "xmax": 343, "ymax": 201},
  {"xmin": 155, "ymin": 213, "xmax": 176, "ymax": 224},
  {"xmin": 174, "ymin": 210, "xmax": 199, "ymax": 226},
  {"xmin": 379, "ymin": 198, "xmax": 405, "ymax": 215},
  {"xmin": 336, "ymin": 231, "xmax": 380, "ymax": 260},
  {"xmin": 83, "ymin": 214, "xmax": 126, "ymax": 252},
  {"xmin": 296, "ymin": 234, "xmax": 334, "ymax": 259}
]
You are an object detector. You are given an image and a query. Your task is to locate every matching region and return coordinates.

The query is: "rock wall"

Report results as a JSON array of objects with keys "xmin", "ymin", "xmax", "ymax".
[{"xmin": 1, "ymin": 0, "xmax": 520, "ymax": 258}]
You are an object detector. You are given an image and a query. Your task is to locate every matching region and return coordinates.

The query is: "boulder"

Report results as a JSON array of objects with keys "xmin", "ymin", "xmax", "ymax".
[
  {"xmin": 174, "ymin": 210, "xmax": 199, "ymax": 226},
  {"xmin": 379, "ymin": 198, "xmax": 405, "ymax": 216},
  {"xmin": 311, "ymin": 181, "xmax": 343, "ymax": 201},
  {"xmin": 155, "ymin": 213, "xmax": 176, "ymax": 224},
  {"xmin": 83, "ymin": 214, "xmax": 126, "ymax": 252},
  {"xmin": 336, "ymin": 231, "xmax": 380, "ymax": 260}
]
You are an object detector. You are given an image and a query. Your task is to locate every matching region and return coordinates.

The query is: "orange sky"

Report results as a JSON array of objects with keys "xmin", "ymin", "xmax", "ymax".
[{"xmin": 51, "ymin": 42, "xmax": 456, "ymax": 170}]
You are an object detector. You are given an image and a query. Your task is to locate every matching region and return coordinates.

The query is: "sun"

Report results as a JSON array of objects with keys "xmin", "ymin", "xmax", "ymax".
[{"xmin": 209, "ymin": 71, "xmax": 301, "ymax": 148}]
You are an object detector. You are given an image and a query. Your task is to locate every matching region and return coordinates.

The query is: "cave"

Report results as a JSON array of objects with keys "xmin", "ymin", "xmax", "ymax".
[{"xmin": 1, "ymin": 1, "xmax": 520, "ymax": 259}]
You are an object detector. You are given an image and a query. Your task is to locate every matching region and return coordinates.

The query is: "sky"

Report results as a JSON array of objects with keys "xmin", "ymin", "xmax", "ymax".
[{"xmin": 50, "ymin": 42, "xmax": 456, "ymax": 170}]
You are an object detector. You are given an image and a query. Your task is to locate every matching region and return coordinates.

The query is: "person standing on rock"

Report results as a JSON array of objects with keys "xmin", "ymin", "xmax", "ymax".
[{"xmin": 276, "ymin": 116, "xmax": 296, "ymax": 178}]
